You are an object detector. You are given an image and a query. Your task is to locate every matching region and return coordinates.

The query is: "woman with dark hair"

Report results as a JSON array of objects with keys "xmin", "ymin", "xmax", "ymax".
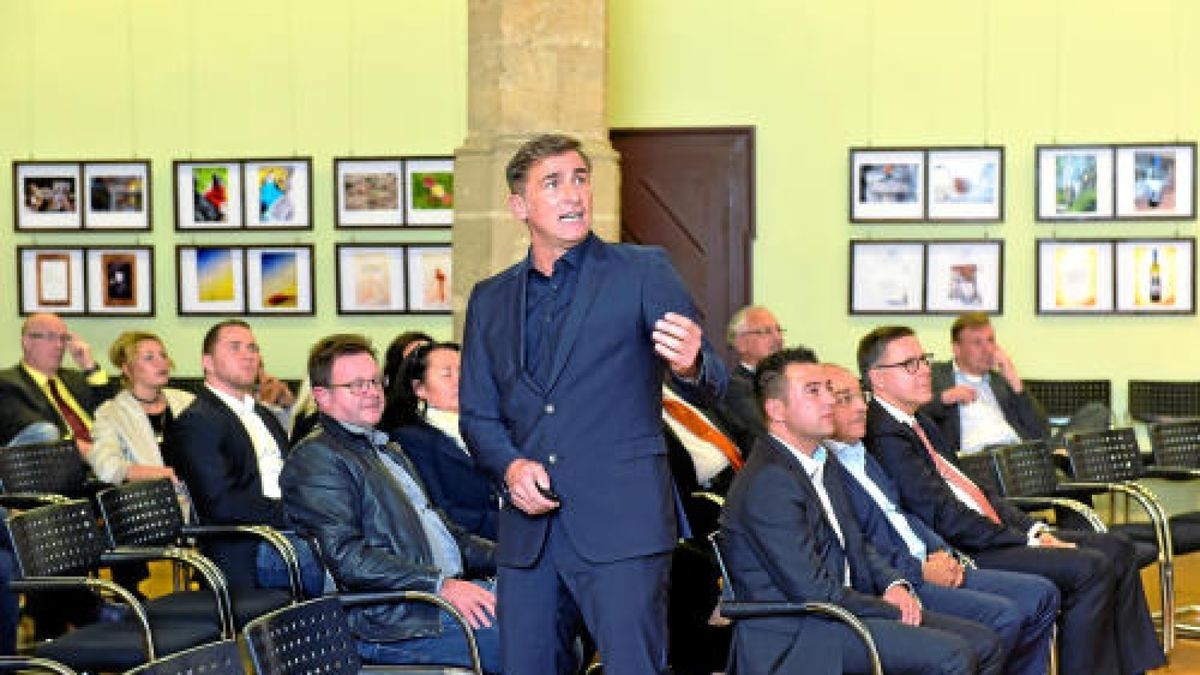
[{"xmin": 382, "ymin": 341, "xmax": 499, "ymax": 540}]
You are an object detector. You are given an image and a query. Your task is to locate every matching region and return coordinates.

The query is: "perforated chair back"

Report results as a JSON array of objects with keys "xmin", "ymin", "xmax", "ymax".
[
  {"xmin": 956, "ymin": 451, "xmax": 1002, "ymax": 496},
  {"xmin": 992, "ymin": 441, "xmax": 1058, "ymax": 497},
  {"xmin": 243, "ymin": 596, "xmax": 361, "ymax": 675},
  {"xmin": 1025, "ymin": 379, "xmax": 1112, "ymax": 421},
  {"xmin": 97, "ymin": 478, "xmax": 186, "ymax": 547},
  {"xmin": 1149, "ymin": 420, "xmax": 1200, "ymax": 469},
  {"xmin": 0, "ymin": 439, "xmax": 87, "ymax": 497},
  {"xmin": 1129, "ymin": 380, "xmax": 1200, "ymax": 423},
  {"xmin": 6, "ymin": 499, "xmax": 106, "ymax": 577},
  {"xmin": 124, "ymin": 640, "xmax": 245, "ymax": 675},
  {"xmin": 1064, "ymin": 428, "xmax": 1144, "ymax": 482}
]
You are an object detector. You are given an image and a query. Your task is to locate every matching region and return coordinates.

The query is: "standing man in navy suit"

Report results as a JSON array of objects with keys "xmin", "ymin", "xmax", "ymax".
[{"xmin": 460, "ymin": 133, "xmax": 727, "ymax": 675}]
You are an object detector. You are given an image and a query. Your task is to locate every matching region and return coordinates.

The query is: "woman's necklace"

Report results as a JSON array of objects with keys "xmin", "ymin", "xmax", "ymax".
[{"xmin": 131, "ymin": 390, "xmax": 163, "ymax": 405}]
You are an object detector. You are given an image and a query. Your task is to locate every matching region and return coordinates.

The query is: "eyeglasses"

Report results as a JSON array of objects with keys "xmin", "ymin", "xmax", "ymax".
[
  {"xmin": 325, "ymin": 378, "xmax": 383, "ymax": 395},
  {"xmin": 833, "ymin": 390, "xmax": 873, "ymax": 407},
  {"xmin": 26, "ymin": 331, "xmax": 71, "ymax": 344},
  {"xmin": 741, "ymin": 326, "xmax": 786, "ymax": 337},
  {"xmin": 872, "ymin": 353, "xmax": 933, "ymax": 374}
]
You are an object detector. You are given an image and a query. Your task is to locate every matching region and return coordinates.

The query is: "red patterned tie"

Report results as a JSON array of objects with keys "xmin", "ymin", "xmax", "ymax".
[
  {"xmin": 662, "ymin": 399, "xmax": 744, "ymax": 471},
  {"xmin": 910, "ymin": 420, "xmax": 999, "ymax": 524},
  {"xmin": 47, "ymin": 378, "xmax": 92, "ymax": 444}
]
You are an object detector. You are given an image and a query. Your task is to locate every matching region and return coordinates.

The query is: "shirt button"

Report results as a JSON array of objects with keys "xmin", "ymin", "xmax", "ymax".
[
  {"xmin": 544, "ymin": 403, "xmax": 555, "ymax": 414},
  {"xmin": 547, "ymin": 454, "xmax": 558, "ymax": 464}
]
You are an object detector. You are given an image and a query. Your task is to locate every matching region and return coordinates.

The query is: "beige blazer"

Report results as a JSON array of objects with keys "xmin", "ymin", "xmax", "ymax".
[{"xmin": 88, "ymin": 387, "xmax": 195, "ymax": 484}]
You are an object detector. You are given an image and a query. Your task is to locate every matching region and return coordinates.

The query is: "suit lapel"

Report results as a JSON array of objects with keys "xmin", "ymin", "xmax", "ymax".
[
  {"xmin": 544, "ymin": 239, "xmax": 606, "ymax": 391},
  {"xmin": 510, "ymin": 258, "xmax": 544, "ymax": 394},
  {"xmin": 767, "ymin": 437, "xmax": 847, "ymax": 581}
]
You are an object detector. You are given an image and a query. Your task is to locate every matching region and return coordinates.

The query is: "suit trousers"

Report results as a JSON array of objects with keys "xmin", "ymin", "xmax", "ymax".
[{"xmin": 497, "ymin": 515, "xmax": 670, "ymax": 675}]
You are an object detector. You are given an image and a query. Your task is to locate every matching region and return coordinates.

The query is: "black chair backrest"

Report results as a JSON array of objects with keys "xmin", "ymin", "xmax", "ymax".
[
  {"xmin": 1149, "ymin": 420, "xmax": 1200, "ymax": 469},
  {"xmin": 0, "ymin": 439, "xmax": 86, "ymax": 496},
  {"xmin": 1128, "ymin": 380, "xmax": 1200, "ymax": 423},
  {"xmin": 96, "ymin": 478, "xmax": 185, "ymax": 547},
  {"xmin": 992, "ymin": 441, "xmax": 1058, "ymax": 497},
  {"xmin": 955, "ymin": 451, "xmax": 1002, "ymax": 496},
  {"xmin": 1025, "ymin": 379, "xmax": 1112, "ymax": 420},
  {"xmin": 125, "ymin": 640, "xmax": 244, "ymax": 675},
  {"xmin": 1064, "ymin": 428, "xmax": 1143, "ymax": 482},
  {"xmin": 5, "ymin": 500, "xmax": 106, "ymax": 577},
  {"xmin": 243, "ymin": 597, "xmax": 361, "ymax": 675}
]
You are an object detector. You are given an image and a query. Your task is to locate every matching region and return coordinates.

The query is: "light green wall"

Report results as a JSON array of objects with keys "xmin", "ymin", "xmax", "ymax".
[
  {"xmin": 0, "ymin": 0, "xmax": 466, "ymax": 377},
  {"xmin": 2, "ymin": 0, "xmax": 1197, "ymax": 416},
  {"xmin": 610, "ymin": 0, "xmax": 1200, "ymax": 417}
]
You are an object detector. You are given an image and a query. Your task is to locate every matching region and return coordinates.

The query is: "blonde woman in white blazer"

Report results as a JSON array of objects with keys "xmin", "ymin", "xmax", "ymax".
[{"xmin": 88, "ymin": 331, "xmax": 194, "ymax": 485}]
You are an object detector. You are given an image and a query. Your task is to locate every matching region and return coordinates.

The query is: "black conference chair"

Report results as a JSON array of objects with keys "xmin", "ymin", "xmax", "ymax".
[
  {"xmin": 1148, "ymin": 420, "xmax": 1200, "ymax": 475},
  {"xmin": 708, "ymin": 532, "xmax": 883, "ymax": 675},
  {"xmin": 243, "ymin": 592, "xmax": 482, "ymax": 674},
  {"xmin": 124, "ymin": 640, "xmax": 245, "ymax": 675},
  {"xmin": 1025, "ymin": 378, "xmax": 1112, "ymax": 429},
  {"xmin": 97, "ymin": 478, "xmax": 298, "ymax": 635},
  {"xmin": 1128, "ymin": 380, "xmax": 1200, "ymax": 424},
  {"xmin": 989, "ymin": 441, "xmax": 1109, "ymax": 533},
  {"xmin": 5, "ymin": 500, "xmax": 222, "ymax": 672},
  {"xmin": 0, "ymin": 439, "xmax": 93, "ymax": 509}
]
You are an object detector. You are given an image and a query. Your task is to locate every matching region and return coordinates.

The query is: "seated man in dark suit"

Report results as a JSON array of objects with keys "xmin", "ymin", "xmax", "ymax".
[
  {"xmin": 0, "ymin": 313, "xmax": 109, "ymax": 449},
  {"xmin": 281, "ymin": 333, "xmax": 499, "ymax": 672},
  {"xmin": 824, "ymin": 363, "xmax": 1058, "ymax": 675},
  {"xmin": 718, "ymin": 347, "xmax": 1004, "ymax": 675},
  {"xmin": 712, "ymin": 305, "xmax": 787, "ymax": 455},
  {"xmin": 858, "ymin": 325, "xmax": 1164, "ymax": 675},
  {"xmin": 921, "ymin": 312, "xmax": 1106, "ymax": 453},
  {"xmin": 162, "ymin": 319, "xmax": 324, "ymax": 596}
]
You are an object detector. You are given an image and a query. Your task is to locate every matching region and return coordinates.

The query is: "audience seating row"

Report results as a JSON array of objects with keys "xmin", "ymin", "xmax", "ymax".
[{"xmin": 1024, "ymin": 378, "xmax": 1200, "ymax": 425}]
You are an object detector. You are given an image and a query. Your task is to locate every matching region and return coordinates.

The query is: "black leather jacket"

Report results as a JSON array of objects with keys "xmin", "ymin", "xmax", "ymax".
[{"xmin": 280, "ymin": 414, "xmax": 495, "ymax": 641}]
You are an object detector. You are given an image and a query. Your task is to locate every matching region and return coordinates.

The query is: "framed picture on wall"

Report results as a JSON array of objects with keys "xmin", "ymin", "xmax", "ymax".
[
  {"xmin": 1035, "ymin": 145, "xmax": 1115, "ymax": 221},
  {"xmin": 849, "ymin": 149, "xmax": 925, "ymax": 222},
  {"xmin": 406, "ymin": 245, "xmax": 453, "ymax": 313},
  {"xmin": 848, "ymin": 241, "xmax": 924, "ymax": 313},
  {"xmin": 924, "ymin": 240, "xmax": 1003, "ymax": 314},
  {"xmin": 1114, "ymin": 238, "xmax": 1195, "ymax": 314},
  {"xmin": 245, "ymin": 245, "xmax": 315, "ymax": 315},
  {"xmin": 334, "ymin": 157, "xmax": 406, "ymax": 228},
  {"xmin": 335, "ymin": 244, "xmax": 408, "ymax": 314},
  {"xmin": 1114, "ymin": 143, "xmax": 1196, "ymax": 219},
  {"xmin": 1035, "ymin": 239, "xmax": 1115, "ymax": 314},
  {"xmin": 926, "ymin": 147, "xmax": 1004, "ymax": 222},
  {"xmin": 175, "ymin": 160, "xmax": 244, "ymax": 230},
  {"xmin": 177, "ymin": 246, "xmax": 246, "ymax": 315},
  {"xmin": 14, "ymin": 162, "xmax": 83, "ymax": 231},
  {"xmin": 85, "ymin": 247, "xmax": 154, "ymax": 315},
  {"xmin": 404, "ymin": 157, "xmax": 454, "ymax": 226},
  {"xmin": 244, "ymin": 158, "xmax": 313, "ymax": 229},
  {"xmin": 83, "ymin": 161, "xmax": 151, "ymax": 230},
  {"xmin": 17, "ymin": 247, "xmax": 86, "ymax": 315}
]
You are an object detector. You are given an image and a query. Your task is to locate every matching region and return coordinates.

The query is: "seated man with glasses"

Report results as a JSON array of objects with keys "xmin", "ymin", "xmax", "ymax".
[
  {"xmin": 0, "ymin": 313, "xmax": 110, "ymax": 450},
  {"xmin": 859, "ymin": 326, "xmax": 1164, "ymax": 675},
  {"xmin": 281, "ymin": 333, "xmax": 500, "ymax": 673},
  {"xmin": 714, "ymin": 305, "xmax": 789, "ymax": 455}
]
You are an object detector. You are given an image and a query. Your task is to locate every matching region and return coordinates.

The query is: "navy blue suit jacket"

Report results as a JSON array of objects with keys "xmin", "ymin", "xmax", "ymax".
[
  {"xmin": 864, "ymin": 401, "xmax": 1031, "ymax": 554},
  {"xmin": 460, "ymin": 237, "xmax": 726, "ymax": 566},
  {"xmin": 390, "ymin": 419, "xmax": 499, "ymax": 541}
]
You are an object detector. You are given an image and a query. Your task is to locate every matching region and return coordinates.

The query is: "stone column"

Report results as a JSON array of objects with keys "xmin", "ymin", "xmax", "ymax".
[{"xmin": 451, "ymin": 0, "xmax": 617, "ymax": 338}]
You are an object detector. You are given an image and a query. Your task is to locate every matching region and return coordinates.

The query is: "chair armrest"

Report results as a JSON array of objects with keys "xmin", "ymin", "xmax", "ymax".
[
  {"xmin": 1061, "ymin": 480, "xmax": 1172, "ymax": 564},
  {"xmin": 337, "ymin": 590, "xmax": 483, "ymax": 675},
  {"xmin": 181, "ymin": 524, "xmax": 301, "ymax": 598},
  {"xmin": 1143, "ymin": 466, "xmax": 1200, "ymax": 481},
  {"xmin": 1005, "ymin": 496, "xmax": 1108, "ymax": 532},
  {"xmin": 717, "ymin": 600, "xmax": 882, "ymax": 675},
  {"xmin": 0, "ymin": 494, "xmax": 72, "ymax": 510},
  {"xmin": 103, "ymin": 546, "xmax": 235, "ymax": 637},
  {"xmin": 12, "ymin": 576, "xmax": 157, "ymax": 659},
  {"xmin": 0, "ymin": 655, "xmax": 79, "ymax": 674}
]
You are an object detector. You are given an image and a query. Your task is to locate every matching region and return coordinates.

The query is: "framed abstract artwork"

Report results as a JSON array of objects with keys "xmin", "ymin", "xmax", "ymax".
[
  {"xmin": 404, "ymin": 157, "xmax": 454, "ymax": 226},
  {"xmin": 1035, "ymin": 145, "xmax": 1115, "ymax": 221},
  {"xmin": 848, "ymin": 241, "xmax": 924, "ymax": 313},
  {"xmin": 177, "ymin": 246, "xmax": 246, "ymax": 315},
  {"xmin": 14, "ymin": 162, "xmax": 83, "ymax": 231},
  {"xmin": 243, "ymin": 158, "xmax": 313, "ymax": 229},
  {"xmin": 245, "ymin": 245, "xmax": 314, "ymax": 315},
  {"xmin": 83, "ymin": 161, "xmax": 151, "ymax": 230},
  {"xmin": 85, "ymin": 246, "xmax": 154, "ymax": 316},
  {"xmin": 406, "ymin": 245, "xmax": 452, "ymax": 313},
  {"xmin": 1114, "ymin": 238, "xmax": 1195, "ymax": 314},
  {"xmin": 925, "ymin": 240, "xmax": 1004, "ymax": 314},
  {"xmin": 175, "ymin": 160, "xmax": 244, "ymax": 230},
  {"xmin": 334, "ymin": 157, "xmax": 405, "ymax": 228},
  {"xmin": 1035, "ymin": 239, "xmax": 1115, "ymax": 314},
  {"xmin": 335, "ymin": 244, "xmax": 408, "ymax": 314},
  {"xmin": 926, "ymin": 147, "xmax": 1004, "ymax": 222},
  {"xmin": 849, "ymin": 148, "xmax": 925, "ymax": 222},
  {"xmin": 17, "ymin": 246, "xmax": 86, "ymax": 315},
  {"xmin": 1114, "ymin": 143, "xmax": 1196, "ymax": 220}
]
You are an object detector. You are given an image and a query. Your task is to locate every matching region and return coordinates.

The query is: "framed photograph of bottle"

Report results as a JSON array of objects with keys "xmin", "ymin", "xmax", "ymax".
[
  {"xmin": 1035, "ymin": 239, "xmax": 1115, "ymax": 315},
  {"xmin": 924, "ymin": 240, "xmax": 1003, "ymax": 314},
  {"xmin": 848, "ymin": 240, "xmax": 925, "ymax": 314},
  {"xmin": 1114, "ymin": 143, "xmax": 1196, "ymax": 220},
  {"xmin": 1114, "ymin": 238, "xmax": 1195, "ymax": 314}
]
